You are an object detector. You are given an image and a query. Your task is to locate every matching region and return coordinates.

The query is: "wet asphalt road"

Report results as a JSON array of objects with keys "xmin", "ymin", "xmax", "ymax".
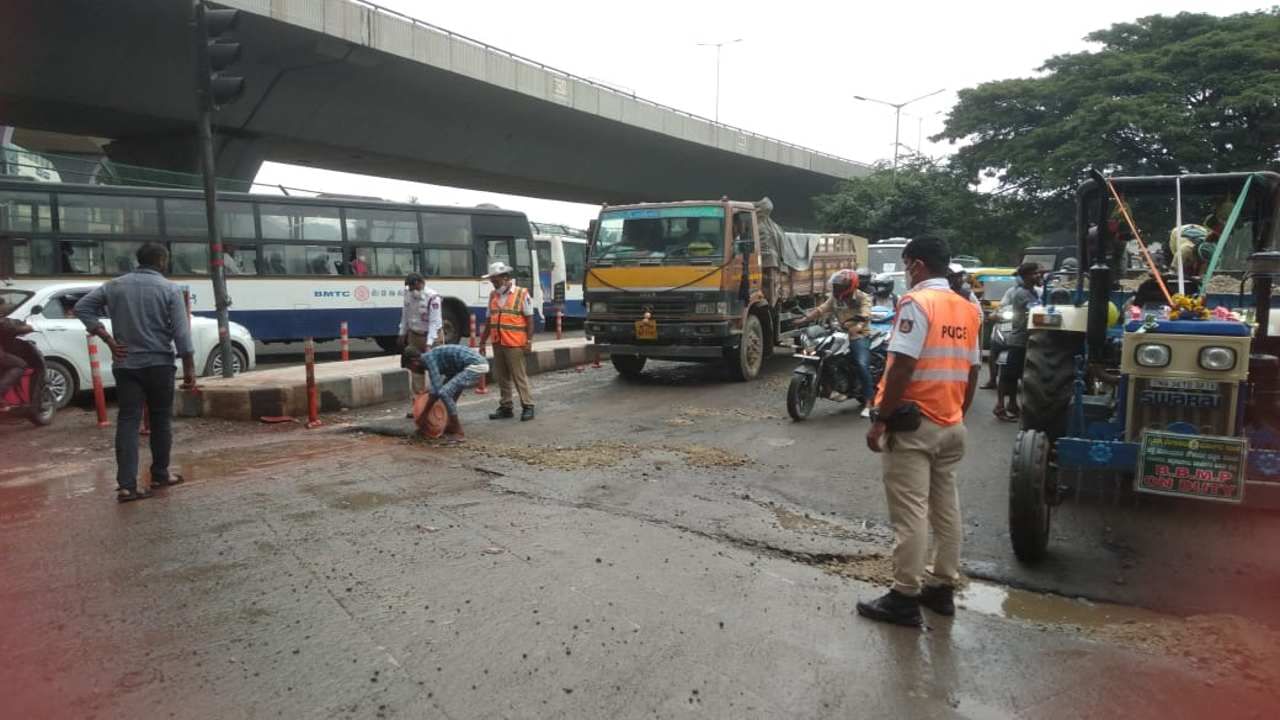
[{"xmin": 2, "ymin": 352, "xmax": 1279, "ymax": 718}]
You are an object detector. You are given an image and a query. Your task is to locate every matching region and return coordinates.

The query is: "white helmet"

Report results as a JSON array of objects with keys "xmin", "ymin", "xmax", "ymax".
[{"xmin": 482, "ymin": 261, "xmax": 514, "ymax": 279}]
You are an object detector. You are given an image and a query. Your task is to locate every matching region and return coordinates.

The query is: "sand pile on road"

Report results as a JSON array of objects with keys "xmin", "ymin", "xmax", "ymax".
[
  {"xmin": 470, "ymin": 441, "xmax": 750, "ymax": 471},
  {"xmin": 678, "ymin": 405, "xmax": 782, "ymax": 422},
  {"xmin": 671, "ymin": 444, "xmax": 751, "ymax": 468},
  {"xmin": 1085, "ymin": 613, "xmax": 1280, "ymax": 690},
  {"xmin": 820, "ymin": 554, "xmax": 897, "ymax": 587}
]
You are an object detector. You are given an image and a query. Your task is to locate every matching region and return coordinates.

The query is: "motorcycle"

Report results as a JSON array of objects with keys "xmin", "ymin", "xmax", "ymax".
[
  {"xmin": 0, "ymin": 327, "xmax": 57, "ymax": 427},
  {"xmin": 989, "ymin": 306, "xmax": 1014, "ymax": 369},
  {"xmin": 786, "ymin": 321, "xmax": 888, "ymax": 421}
]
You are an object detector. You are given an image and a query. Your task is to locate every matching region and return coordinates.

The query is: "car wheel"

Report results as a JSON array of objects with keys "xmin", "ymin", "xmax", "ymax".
[
  {"xmin": 203, "ymin": 345, "xmax": 248, "ymax": 377},
  {"xmin": 43, "ymin": 359, "xmax": 76, "ymax": 410}
]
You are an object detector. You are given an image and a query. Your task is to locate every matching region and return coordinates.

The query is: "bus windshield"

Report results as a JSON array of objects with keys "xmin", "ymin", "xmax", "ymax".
[
  {"xmin": 867, "ymin": 244, "xmax": 907, "ymax": 274},
  {"xmin": 594, "ymin": 206, "xmax": 724, "ymax": 264}
]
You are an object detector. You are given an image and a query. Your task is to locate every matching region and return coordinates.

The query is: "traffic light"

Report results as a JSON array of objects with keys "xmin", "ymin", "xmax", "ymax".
[{"xmin": 195, "ymin": 3, "xmax": 244, "ymax": 110}]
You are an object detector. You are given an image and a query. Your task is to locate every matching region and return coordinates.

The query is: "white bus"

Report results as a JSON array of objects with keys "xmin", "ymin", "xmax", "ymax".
[
  {"xmin": 0, "ymin": 179, "xmax": 543, "ymax": 349},
  {"xmin": 531, "ymin": 222, "xmax": 587, "ymax": 322}
]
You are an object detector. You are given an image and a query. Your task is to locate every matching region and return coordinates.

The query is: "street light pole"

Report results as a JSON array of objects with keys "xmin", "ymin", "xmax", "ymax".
[
  {"xmin": 697, "ymin": 39, "xmax": 742, "ymax": 123},
  {"xmin": 852, "ymin": 88, "xmax": 945, "ymax": 181}
]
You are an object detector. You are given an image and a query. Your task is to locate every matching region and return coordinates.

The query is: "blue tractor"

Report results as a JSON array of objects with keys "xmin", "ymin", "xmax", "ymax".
[{"xmin": 1009, "ymin": 170, "xmax": 1280, "ymax": 563}]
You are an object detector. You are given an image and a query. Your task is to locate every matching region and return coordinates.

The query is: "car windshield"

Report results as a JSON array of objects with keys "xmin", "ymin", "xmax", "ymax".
[
  {"xmin": 593, "ymin": 206, "xmax": 725, "ymax": 265},
  {"xmin": 977, "ymin": 276, "xmax": 1017, "ymax": 301},
  {"xmin": 0, "ymin": 289, "xmax": 33, "ymax": 316}
]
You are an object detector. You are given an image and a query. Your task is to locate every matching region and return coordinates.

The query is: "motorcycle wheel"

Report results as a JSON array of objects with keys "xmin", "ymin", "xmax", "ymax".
[
  {"xmin": 786, "ymin": 373, "xmax": 817, "ymax": 421},
  {"xmin": 26, "ymin": 373, "xmax": 56, "ymax": 427}
]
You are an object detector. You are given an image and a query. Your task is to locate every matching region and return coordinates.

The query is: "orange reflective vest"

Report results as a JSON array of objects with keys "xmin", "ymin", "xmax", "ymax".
[
  {"xmin": 874, "ymin": 287, "xmax": 980, "ymax": 426},
  {"xmin": 488, "ymin": 286, "xmax": 530, "ymax": 347}
]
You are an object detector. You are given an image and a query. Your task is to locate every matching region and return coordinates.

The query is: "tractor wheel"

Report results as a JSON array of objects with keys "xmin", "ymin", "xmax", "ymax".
[
  {"xmin": 1009, "ymin": 429, "xmax": 1052, "ymax": 564},
  {"xmin": 1020, "ymin": 331, "xmax": 1083, "ymax": 440}
]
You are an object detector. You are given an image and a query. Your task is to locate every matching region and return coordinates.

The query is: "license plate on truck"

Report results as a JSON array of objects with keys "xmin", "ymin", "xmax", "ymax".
[
  {"xmin": 635, "ymin": 318, "xmax": 658, "ymax": 340},
  {"xmin": 1136, "ymin": 431, "xmax": 1247, "ymax": 503}
]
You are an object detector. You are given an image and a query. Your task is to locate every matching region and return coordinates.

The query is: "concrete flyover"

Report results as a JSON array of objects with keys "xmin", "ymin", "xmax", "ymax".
[{"xmin": 0, "ymin": 0, "xmax": 871, "ymax": 225}]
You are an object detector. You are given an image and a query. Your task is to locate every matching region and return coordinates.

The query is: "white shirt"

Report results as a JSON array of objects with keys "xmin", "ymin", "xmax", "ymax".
[
  {"xmin": 400, "ymin": 286, "xmax": 443, "ymax": 342},
  {"xmin": 886, "ymin": 277, "xmax": 982, "ymax": 365}
]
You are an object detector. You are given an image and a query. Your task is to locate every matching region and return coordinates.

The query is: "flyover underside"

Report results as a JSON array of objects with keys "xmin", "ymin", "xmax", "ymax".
[{"xmin": 0, "ymin": 0, "xmax": 851, "ymax": 225}]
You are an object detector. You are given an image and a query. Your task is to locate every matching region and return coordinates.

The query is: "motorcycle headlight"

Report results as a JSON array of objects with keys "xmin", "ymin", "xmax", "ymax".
[
  {"xmin": 1135, "ymin": 343, "xmax": 1171, "ymax": 368},
  {"xmin": 589, "ymin": 301, "xmax": 608, "ymax": 314},
  {"xmin": 1199, "ymin": 346, "xmax": 1235, "ymax": 371},
  {"xmin": 1000, "ymin": 309, "xmax": 1014, "ymax": 321}
]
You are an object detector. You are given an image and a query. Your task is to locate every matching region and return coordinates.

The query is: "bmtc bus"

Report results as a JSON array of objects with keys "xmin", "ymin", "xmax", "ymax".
[
  {"xmin": 0, "ymin": 179, "xmax": 544, "ymax": 348},
  {"xmin": 531, "ymin": 222, "xmax": 587, "ymax": 323}
]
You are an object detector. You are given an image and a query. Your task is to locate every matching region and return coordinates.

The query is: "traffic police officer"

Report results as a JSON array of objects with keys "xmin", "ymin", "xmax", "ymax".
[{"xmin": 858, "ymin": 237, "xmax": 982, "ymax": 627}]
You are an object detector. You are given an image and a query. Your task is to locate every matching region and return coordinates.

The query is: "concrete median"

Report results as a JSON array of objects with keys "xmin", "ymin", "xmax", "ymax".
[{"xmin": 175, "ymin": 338, "xmax": 606, "ymax": 421}]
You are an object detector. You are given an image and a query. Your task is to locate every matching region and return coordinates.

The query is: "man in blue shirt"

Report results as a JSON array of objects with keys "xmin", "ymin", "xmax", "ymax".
[
  {"xmin": 75, "ymin": 243, "xmax": 195, "ymax": 502},
  {"xmin": 402, "ymin": 344, "xmax": 489, "ymax": 440}
]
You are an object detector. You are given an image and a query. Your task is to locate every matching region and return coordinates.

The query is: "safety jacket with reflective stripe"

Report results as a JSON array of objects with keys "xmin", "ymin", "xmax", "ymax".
[
  {"xmin": 489, "ymin": 286, "xmax": 530, "ymax": 347},
  {"xmin": 874, "ymin": 287, "xmax": 980, "ymax": 426}
]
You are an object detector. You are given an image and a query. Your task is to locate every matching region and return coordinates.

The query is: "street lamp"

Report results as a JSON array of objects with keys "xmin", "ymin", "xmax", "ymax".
[
  {"xmin": 696, "ymin": 38, "xmax": 743, "ymax": 123},
  {"xmin": 853, "ymin": 88, "xmax": 946, "ymax": 179}
]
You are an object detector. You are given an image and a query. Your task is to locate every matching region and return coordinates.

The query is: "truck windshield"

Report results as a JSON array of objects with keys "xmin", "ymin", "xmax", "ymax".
[
  {"xmin": 593, "ymin": 206, "xmax": 725, "ymax": 264},
  {"xmin": 867, "ymin": 244, "xmax": 907, "ymax": 274}
]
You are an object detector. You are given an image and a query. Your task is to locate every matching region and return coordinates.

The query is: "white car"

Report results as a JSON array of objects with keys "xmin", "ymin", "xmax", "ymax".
[{"xmin": 0, "ymin": 282, "xmax": 256, "ymax": 408}]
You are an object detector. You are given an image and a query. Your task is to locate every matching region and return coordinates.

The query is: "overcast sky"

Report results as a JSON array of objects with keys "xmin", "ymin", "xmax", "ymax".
[{"xmin": 254, "ymin": 0, "xmax": 1266, "ymax": 228}]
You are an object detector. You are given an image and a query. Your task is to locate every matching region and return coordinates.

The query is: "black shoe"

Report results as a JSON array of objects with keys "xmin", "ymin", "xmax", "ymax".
[
  {"xmin": 489, "ymin": 407, "xmax": 514, "ymax": 420},
  {"xmin": 856, "ymin": 590, "xmax": 923, "ymax": 627},
  {"xmin": 918, "ymin": 585, "xmax": 955, "ymax": 616},
  {"xmin": 520, "ymin": 406, "xmax": 535, "ymax": 421}
]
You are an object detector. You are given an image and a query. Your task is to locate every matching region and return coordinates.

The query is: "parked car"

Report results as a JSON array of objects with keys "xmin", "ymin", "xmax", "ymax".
[{"xmin": 0, "ymin": 282, "xmax": 256, "ymax": 408}]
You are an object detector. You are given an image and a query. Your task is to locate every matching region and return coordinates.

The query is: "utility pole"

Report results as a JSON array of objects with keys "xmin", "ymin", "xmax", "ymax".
[
  {"xmin": 696, "ymin": 39, "xmax": 742, "ymax": 123},
  {"xmin": 192, "ymin": 1, "xmax": 245, "ymax": 377},
  {"xmin": 853, "ymin": 89, "xmax": 945, "ymax": 181}
]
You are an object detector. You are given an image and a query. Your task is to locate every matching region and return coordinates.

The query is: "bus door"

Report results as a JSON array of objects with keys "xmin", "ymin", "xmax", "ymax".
[{"xmin": 480, "ymin": 235, "xmax": 543, "ymax": 323}]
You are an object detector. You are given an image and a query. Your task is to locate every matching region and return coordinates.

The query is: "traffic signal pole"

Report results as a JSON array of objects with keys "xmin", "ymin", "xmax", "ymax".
[{"xmin": 191, "ymin": 0, "xmax": 243, "ymax": 378}]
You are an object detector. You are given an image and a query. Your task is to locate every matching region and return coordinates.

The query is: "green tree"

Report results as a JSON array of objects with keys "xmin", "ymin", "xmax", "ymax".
[
  {"xmin": 937, "ymin": 9, "xmax": 1280, "ymax": 203},
  {"xmin": 814, "ymin": 157, "xmax": 1034, "ymax": 264}
]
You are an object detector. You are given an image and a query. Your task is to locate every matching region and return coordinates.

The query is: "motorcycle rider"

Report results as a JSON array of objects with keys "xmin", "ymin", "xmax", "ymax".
[
  {"xmin": 0, "ymin": 317, "xmax": 33, "ymax": 404},
  {"xmin": 869, "ymin": 273, "xmax": 899, "ymax": 311},
  {"xmin": 802, "ymin": 269, "xmax": 876, "ymax": 416}
]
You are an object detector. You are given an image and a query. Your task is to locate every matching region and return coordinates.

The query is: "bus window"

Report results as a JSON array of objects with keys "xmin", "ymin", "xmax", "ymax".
[
  {"xmin": 55, "ymin": 240, "xmax": 102, "ymax": 274},
  {"xmin": 164, "ymin": 199, "xmax": 256, "ymax": 239},
  {"xmin": 0, "ymin": 190, "xmax": 52, "ymax": 232},
  {"xmin": 0, "ymin": 237, "xmax": 33, "ymax": 275},
  {"xmin": 170, "ymin": 242, "xmax": 210, "ymax": 275},
  {"xmin": 345, "ymin": 208, "xmax": 418, "ymax": 244},
  {"xmin": 374, "ymin": 247, "xmax": 416, "ymax": 277},
  {"xmin": 564, "ymin": 241, "xmax": 586, "ymax": 283},
  {"xmin": 259, "ymin": 204, "xmax": 341, "ymax": 242},
  {"xmin": 424, "ymin": 248, "xmax": 472, "ymax": 277},
  {"xmin": 421, "ymin": 212, "xmax": 471, "ymax": 246},
  {"xmin": 103, "ymin": 240, "xmax": 144, "ymax": 274},
  {"xmin": 57, "ymin": 194, "xmax": 159, "ymax": 235},
  {"xmin": 534, "ymin": 240, "xmax": 552, "ymax": 273},
  {"xmin": 261, "ymin": 244, "xmax": 342, "ymax": 275}
]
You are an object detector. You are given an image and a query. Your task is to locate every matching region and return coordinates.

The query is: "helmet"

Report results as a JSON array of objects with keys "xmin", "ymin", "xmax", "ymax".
[
  {"xmin": 947, "ymin": 262, "xmax": 966, "ymax": 278},
  {"xmin": 855, "ymin": 267, "xmax": 873, "ymax": 289},
  {"xmin": 1197, "ymin": 241, "xmax": 1217, "ymax": 263},
  {"xmin": 829, "ymin": 269, "xmax": 858, "ymax": 302},
  {"xmin": 870, "ymin": 273, "xmax": 895, "ymax": 293},
  {"xmin": 1060, "ymin": 257, "xmax": 1079, "ymax": 273}
]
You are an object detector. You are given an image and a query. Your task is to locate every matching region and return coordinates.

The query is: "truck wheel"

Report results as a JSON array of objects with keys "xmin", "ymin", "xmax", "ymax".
[
  {"xmin": 1009, "ymin": 429, "xmax": 1052, "ymax": 564},
  {"xmin": 727, "ymin": 314, "xmax": 764, "ymax": 381},
  {"xmin": 611, "ymin": 354, "xmax": 646, "ymax": 378},
  {"xmin": 786, "ymin": 373, "xmax": 817, "ymax": 421},
  {"xmin": 1020, "ymin": 331, "xmax": 1083, "ymax": 440}
]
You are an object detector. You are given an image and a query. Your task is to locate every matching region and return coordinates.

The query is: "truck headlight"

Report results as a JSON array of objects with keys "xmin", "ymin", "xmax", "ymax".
[
  {"xmin": 695, "ymin": 301, "xmax": 728, "ymax": 315},
  {"xmin": 1135, "ymin": 343, "xmax": 1171, "ymax": 368},
  {"xmin": 1199, "ymin": 346, "xmax": 1236, "ymax": 371},
  {"xmin": 589, "ymin": 302, "xmax": 608, "ymax": 314}
]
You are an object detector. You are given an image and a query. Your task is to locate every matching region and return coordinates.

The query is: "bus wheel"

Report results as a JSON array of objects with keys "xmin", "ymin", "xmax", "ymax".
[{"xmin": 440, "ymin": 306, "xmax": 464, "ymax": 345}]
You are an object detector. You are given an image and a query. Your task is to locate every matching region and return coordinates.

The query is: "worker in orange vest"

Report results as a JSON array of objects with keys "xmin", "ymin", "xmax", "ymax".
[
  {"xmin": 478, "ymin": 261, "xmax": 535, "ymax": 421},
  {"xmin": 858, "ymin": 237, "xmax": 982, "ymax": 627}
]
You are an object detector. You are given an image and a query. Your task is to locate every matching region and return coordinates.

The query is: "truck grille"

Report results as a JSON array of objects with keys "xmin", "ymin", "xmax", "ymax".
[
  {"xmin": 608, "ymin": 297, "xmax": 693, "ymax": 320},
  {"xmin": 1127, "ymin": 378, "xmax": 1236, "ymax": 440}
]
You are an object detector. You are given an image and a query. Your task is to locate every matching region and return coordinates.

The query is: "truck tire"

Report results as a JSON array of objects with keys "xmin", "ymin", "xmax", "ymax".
[
  {"xmin": 1020, "ymin": 331, "xmax": 1083, "ymax": 440},
  {"xmin": 726, "ymin": 314, "xmax": 764, "ymax": 381},
  {"xmin": 1009, "ymin": 429, "xmax": 1052, "ymax": 564},
  {"xmin": 786, "ymin": 373, "xmax": 817, "ymax": 421},
  {"xmin": 611, "ymin": 354, "xmax": 646, "ymax": 378}
]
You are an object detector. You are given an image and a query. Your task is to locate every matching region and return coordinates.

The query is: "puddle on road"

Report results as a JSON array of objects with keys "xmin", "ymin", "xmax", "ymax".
[{"xmin": 957, "ymin": 581, "xmax": 1162, "ymax": 627}]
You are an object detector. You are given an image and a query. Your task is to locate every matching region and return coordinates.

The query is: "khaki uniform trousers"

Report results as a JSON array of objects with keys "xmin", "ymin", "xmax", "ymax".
[
  {"xmin": 881, "ymin": 417, "xmax": 966, "ymax": 596},
  {"xmin": 407, "ymin": 330, "xmax": 429, "ymax": 394},
  {"xmin": 492, "ymin": 345, "xmax": 534, "ymax": 409}
]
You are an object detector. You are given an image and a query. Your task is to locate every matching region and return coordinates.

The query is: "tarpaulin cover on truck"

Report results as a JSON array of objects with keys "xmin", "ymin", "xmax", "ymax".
[{"xmin": 755, "ymin": 197, "xmax": 821, "ymax": 271}]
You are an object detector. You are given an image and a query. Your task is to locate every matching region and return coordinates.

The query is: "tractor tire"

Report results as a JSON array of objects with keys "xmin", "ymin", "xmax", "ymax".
[
  {"xmin": 726, "ymin": 313, "xmax": 765, "ymax": 381},
  {"xmin": 611, "ymin": 354, "xmax": 646, "ymax": 379},
  {"xmin": 1009, "ymin": 429, "xmax": 1052, "ymax": 564},
  {"xmin": 1020, "ymin": 331, "xmax": 1083, "ymax": 440}
]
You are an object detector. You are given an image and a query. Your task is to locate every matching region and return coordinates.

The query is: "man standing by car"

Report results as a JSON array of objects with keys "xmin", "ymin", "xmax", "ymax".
[
  {"xmin": 479, "ymin": 261, "xmax": 535, "ymax": 421},
  {"xmin": 859, "ymin": 237, "xmax": 981, "ymax": 627},
  {"xmin": 398, "ymin": 272, "xmax": 442, "ymax": 408},
  {"xmin": 74, "ymin": 243, "xmax": 195, "ymax": 503},
  {"xmin": 993, "ymin": 262, "xmax": 1042, "ymax": 422}
]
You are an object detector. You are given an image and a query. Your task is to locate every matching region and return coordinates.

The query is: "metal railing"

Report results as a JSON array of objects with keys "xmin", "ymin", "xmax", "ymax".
[{"xmin": 338, "ymin": 0, "xmax": 872, "ymax": 170}]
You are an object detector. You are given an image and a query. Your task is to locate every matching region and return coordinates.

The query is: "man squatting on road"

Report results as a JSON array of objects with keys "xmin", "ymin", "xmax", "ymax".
[{"xmin": 403, "ymin": 344, "xmax": 489, "ymax": 441}]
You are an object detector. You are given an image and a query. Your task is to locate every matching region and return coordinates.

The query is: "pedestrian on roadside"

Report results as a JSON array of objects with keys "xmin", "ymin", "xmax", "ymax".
[
  {"xmin": 478, "ymin": 261, "xmax": 535, "ymax": 421},
  {"xmin": 399, "ymin": 272, "xmax": 442, "ymax": 417},
  {"xmin": 402, "ymin": 344, "xmax": 489, "ymax": 442},
  {"xmin": 992, "ymin": 262, "xmax": 1042, "ymax": 422},
  {"xmin": 859, "ymin": 237, "xmax": 981, "ymax": 627},
  {"xmin": 74, "ymin": 243, "xmax": 196, "ymax": 503}
]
